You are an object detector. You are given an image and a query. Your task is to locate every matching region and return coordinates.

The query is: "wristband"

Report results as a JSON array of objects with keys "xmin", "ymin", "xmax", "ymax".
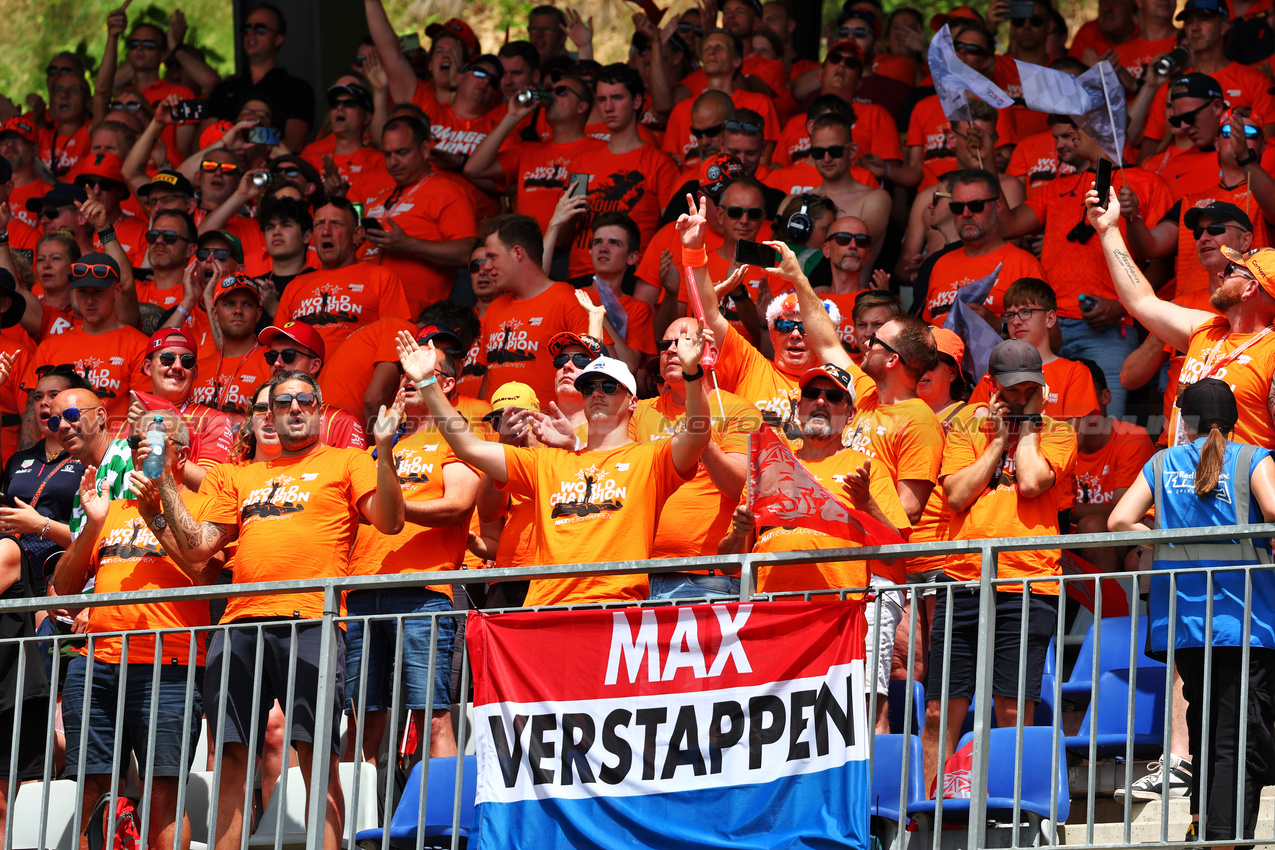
[
  {"xmin": 682, "ymin": 245, "xmax": 708, "ymax": 269},
  {"xmin": 1236, "ymin": 152, "xmax": 1258, "ymax": 167},
  {"xmin": 175, "ymin": 305, "xmax": 191, "ymax": 320},
  {"xmin": 40, "ymin": 517, "xmax": 51, "ymax": 536},
  {"xmin": 682, "ymin": 366, "xmax": 704, "ymax": 382},
  {"xmin": 97, "ymin": 226, "xmax": 117, "ymax": 244},
  {"xmin": 415, "ymin": 375, "xmax": 437, "ymax": 390}
]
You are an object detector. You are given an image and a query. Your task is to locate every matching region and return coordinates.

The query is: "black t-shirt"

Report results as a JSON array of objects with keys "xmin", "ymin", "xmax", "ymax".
[
  {"xmin": 0, "ymin": 535, "xmax": 48, "ymax": 709},
  {"xmin": 2, "ymin": 443, "xmax": 84, "ymax": 594},
  {"xmin": 209, "ymin": 66, "xmax": 316, "ymax": 130}
]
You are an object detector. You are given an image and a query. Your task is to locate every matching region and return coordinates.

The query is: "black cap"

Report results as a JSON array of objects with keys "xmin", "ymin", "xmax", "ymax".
[
  {"xmin": 326, "ymin": 83, "xmax": 373, "ymax": 111},
  {"xmin": 989, "ymin": 339, "xmax": 1046, "ymax": 386},
  {"xmin": 1169, "ymin": 72, "xmax": 1224, "ymax": 102},
  {"xmin": 462, "ymin": 54, "xmax": 504, "ymax": 80},
  {"xmin": 136, "ymin": 169, "xmax": 196, "ymax": 198},
  {"xmin": 1177, "ymin": 0, "xmax": 1230, "ymax": 20},
  {"xmin": 1184, "ymin": 201, "xmax": 1253, "ymax": 233},
  {"xmin": 24, "ymin": 182, "xmax": 87, "ymax": 214},
  {"xmin": 1179, "ymin": 377, "xmax": 1238, "ymax": 432},
  {"xmin": 415, "ymin": 323, "xmax": 463, "ymax": 349},
  {"xmin": 270, "ymin": 155, "xmax": 322, "ymax": 187},
  {"xmin": 69, "ymin": 252, "xmax": 121, "ymax": 290},
  {"xmin": 0, "ymin": 269, "xmax": 24, "ymax": 329}
]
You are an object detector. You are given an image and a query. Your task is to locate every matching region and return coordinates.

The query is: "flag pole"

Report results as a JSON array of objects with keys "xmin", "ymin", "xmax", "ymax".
[
  {"xmin": 684, "ymin": 265, "xmax": 729, "ymax": 422},
  {"xmin": 1098, "ymin": 64, "xmax": 1127, "ymax": 182}
]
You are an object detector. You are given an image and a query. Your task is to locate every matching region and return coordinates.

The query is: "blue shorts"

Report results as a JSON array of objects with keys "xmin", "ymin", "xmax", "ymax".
[
  {"xmin": 63, "ymin": 656, "xmax": 203, "ymax": 778},
  {"xmin": 647, "ymin": 573, "xmax": 740, "ymax": 600},
  {"xmin": 345, "ymin": 588, "xmax": 457, "ymax": 713}
]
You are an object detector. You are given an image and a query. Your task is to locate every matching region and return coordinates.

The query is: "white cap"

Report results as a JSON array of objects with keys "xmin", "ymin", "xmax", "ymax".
[{"xmin": 572, "ymin": 355, "xmax": 637, "ymax": 396}]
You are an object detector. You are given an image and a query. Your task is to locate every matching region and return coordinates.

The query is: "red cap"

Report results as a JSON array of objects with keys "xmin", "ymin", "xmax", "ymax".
[
  {"xmin": 0, "ymin": 117, "xmax": 36, "ymax": 144},
  {"xmin": 699, "ymin": 153, "xmax": 744, "ymax": 199},
  {"xmin": 148, "ymin": 328, "xmax": 198, "ymax": 354},
  {"xmin": 258, "ymin": 321, "xmax": 326, "ymax": 360},
  {"xmin": 825, "ymin": 40, "xmax": 865, "ymax": 66},
  {"xmin": 425, "ymin": 19, "xmax": 480, "ymax": 56},
  {"xmin": 198, "ymin": 120, "xmax": 236, "ymax": 151},
  {"xmin": 213, "ymin": 273, "xmax": 261, "ymax": 304},
  {"xmin": 71, "ymin": 152, "xmax": 128, "ymax": 194}
]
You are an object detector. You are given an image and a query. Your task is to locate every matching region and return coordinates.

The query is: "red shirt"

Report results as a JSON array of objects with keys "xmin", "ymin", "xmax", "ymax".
[
  {"xmin": 662, "ymin": 90, "xmax": 781, "ymax": 168},
  {"xmin": 37, "ymin": 124, "xmax": 91, "ymax": 176},
  {"xmin": 905, "ymin": 94, "xmax": 1017, "ymax": 188}
]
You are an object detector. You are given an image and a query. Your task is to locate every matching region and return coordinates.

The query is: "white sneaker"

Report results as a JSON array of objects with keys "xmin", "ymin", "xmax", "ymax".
[{"xmin": 1114, "ymin": 755, "xmax": 1192, "ymax": 801}]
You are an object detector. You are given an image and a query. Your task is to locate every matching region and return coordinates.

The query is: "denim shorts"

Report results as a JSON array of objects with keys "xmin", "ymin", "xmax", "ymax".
[
  {"xmin": 63, "ymin": 656, "xmax": 203, "ymax": 778},
  {"xmin": 345, "ymin": 588, "xmax": 457, "ymax": 713},
  {"xmin": 647, "ymin": 573, "xmax": 741, "ymax": 600}
]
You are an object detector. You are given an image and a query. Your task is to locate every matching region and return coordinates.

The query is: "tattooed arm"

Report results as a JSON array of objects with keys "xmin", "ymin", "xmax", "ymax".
[{"xmin": 157, "ymin": 470, "xmax": 238, "ymax": 561}]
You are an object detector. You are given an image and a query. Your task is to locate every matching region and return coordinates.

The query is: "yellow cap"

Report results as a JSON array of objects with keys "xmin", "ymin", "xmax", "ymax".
[{"xmin": 488, "ymin": 381, "xmax": 539, "ymax": 413}]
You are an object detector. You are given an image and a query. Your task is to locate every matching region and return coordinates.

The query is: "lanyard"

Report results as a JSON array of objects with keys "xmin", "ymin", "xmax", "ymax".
[{"xmin": 1172, "ymin": 324, "xmax": 1275, "ymax": 446}]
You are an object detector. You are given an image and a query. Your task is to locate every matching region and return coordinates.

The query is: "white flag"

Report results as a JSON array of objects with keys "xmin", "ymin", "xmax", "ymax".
[
  {"xmin": 928, "ymin": 25, "xmax": 1014, "ymax": 123},
  {"xmin": 1016, "ymin": 60, "xmax": 1127, "ymax": 162}
]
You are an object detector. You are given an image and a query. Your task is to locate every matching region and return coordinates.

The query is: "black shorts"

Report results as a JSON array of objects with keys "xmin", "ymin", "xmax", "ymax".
[
  {"xmin": 926, "ymin": 586, "xmax": 1058, "ymax": 704},
  {"xmin": 0, "ymin": 698, "xmax": 49, "ymax": 782},
  {"xmin": 204, "ymin": 620, "xmax": 345, "ymax": 757}
]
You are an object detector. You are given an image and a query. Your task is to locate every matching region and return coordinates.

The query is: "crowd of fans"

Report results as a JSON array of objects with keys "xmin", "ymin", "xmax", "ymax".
[{"xmin": 2, "ymin": 0, "xmax": 1275, "ymax": 844}]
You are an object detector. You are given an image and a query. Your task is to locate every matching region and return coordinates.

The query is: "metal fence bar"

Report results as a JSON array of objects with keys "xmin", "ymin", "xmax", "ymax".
[
  {"xmin": 306, "ymin": 584, "xmax": 341, "ymax": 850},
  {"xmin": 965, "ymin": 544, "xmax": 997, "ymax": 850}
]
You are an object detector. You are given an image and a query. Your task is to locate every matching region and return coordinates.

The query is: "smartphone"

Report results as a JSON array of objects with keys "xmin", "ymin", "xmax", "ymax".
[
  {"xmin": 1008, "ymin": 0, "xmax": 1036, "ymax": 17},
  {"xmin": 170, "ymin": 99, "xmax": 206, "ymax": 123},
  {"xmin": 399, "ymin": 33, "xmax": 422, "ymax": 53},
  {"xmin": 735, "ymin": 239, "xmax": 777, "ymax": 268},
  {"xmin": 1094, "ymin": 157, "xmax": 1114, "ymax": 205},
  {"xmin": 360, "ymin": 217, "xmax": 383, "ymax": 232},
  {"xmin": 568, "ymin": 173, "xmax": 589, "ymax": 198},
  {"xmin": 247, "ymin": 126, "xmax": 282, "ymax": 146}
]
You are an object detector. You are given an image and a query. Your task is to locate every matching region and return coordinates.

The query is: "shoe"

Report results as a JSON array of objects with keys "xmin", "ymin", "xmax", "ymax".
[
  {"xmin": 1113, "ymin": 755, "xmax": 1192, "ymax": 801},
  {"xmin": 1185, "ymin": 822, "xmax": 1198, "ymax": 841}
]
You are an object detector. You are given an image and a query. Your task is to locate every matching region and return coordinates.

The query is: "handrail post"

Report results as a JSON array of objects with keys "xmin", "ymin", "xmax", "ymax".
[
  {"xmin": 738, "ymin": 554, "xmax": 755, "ymax": 601},
  {"xmin": 306, "ymin": 583, "xmax": 341, "ymax": 850},
  {"xmin": 966, "ymin": 544, "xmax": 997, "ymax": 850}
]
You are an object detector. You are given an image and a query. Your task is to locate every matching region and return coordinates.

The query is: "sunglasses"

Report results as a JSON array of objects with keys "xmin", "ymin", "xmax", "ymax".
[
  {"xmin": 655, "ymin": 339, "xmax": 679, "ymax": 352},
  {"xmin": 838, "ymin": 26, "xmax": 874, "ymax": 38},
  {"xmin": 71, "ymin": 262, "xmax": 118, "ymax": 279},
  {"xmin": 691, "ymin": 123, "xmax": 724, "ymax": 139},
  {"xmin": 200, "ymin": 160, "xmax": 241, "ymax": 173},
  {"xmin": 1002, "ymin": 307, "xmax": 1044, "ymax": 322},
  {"xmin": 774, "ymin": 318, "xmax": 805, "ymax": 335},
  {"xmin": 1168, "ymin": 102, "xmax": 1214, "ymax": 128},
  {"xmin": 468, "ymin": 67, "xmax": 498, "ymax": 80},
  {"xmin": 252, "ymin": 402, "xmax": 270, "ymax": 414},
  {"xmin": 1193, "ymin": 222, "xmax": 1248, "ymax": 239},
  {"xmin": 264, "ymin": 348, "xmax": 313, "ymax": 366},
  {"xmin": 156, "ymin": 352, "xmax": 197, "ymax": 369},
  {"xmin": 47, "ymin": 406, "xmax": 100, "ymax": 431},
  {"xmin": 725, "ymin": 206, "xmax": 764, "ymax": 220},
  {"xmin": 196, "ymin": 248, "xmax": 233, "ymax": 261},
  {"xmin": 145, "ymin": 229, "xmax": 189, "ymax": 245},
  {"xmin": 678, "ymin": 23, "xmax": 703, "ymax": 35},
  {"xmin": 810, "ymin": 145, "xmax": 847, "ymax": 160},
  {"xmin": 126, "ymin": 38, "xmax": 161, "ymax": 50},
  {"xmin": 553, "ymin": 84, "xmax": 582, "ymax": 99},
  {"xmin": 108, "ymin": 100, "xmax": 143, "ymax": 113},
  {"xmin": 579, "ymin": 378, "xmax": 623, "ymax": 395},
  {"xmin": 949, "ymin": 198, "xmax": 996, "ymax": 215},
  {"xmin": 825, "ymin": 52, "xmax": 861, "ymax": 68},
  {"xmin": 467, "ymin": 259, "xmax": 485, "ymax": 273},
  {"xmin": 40, "ymin": 206, "xmax": 74, "ymax": 220},
  {"xmin": 953, "ymin": 41, "xmax": 991, "ymax": 57},
  {"xmin": 828, "ymin": 231, "xmax": 872, "ymax": 247},
  {"xmin": 1224, "ymin": 261, "xmax": 1256, "ymax": 280},
  {"xmin": 352, "ymin": 55, "xmax": 368, "ymax": 66},
  {"xmin": 866, "ymin": 333, "xmax": 898, "ymax": 355},
  {"xmin": 328, "ymin": 97, "xmax": 362, "ymax": 110},
  {"xmin": 241, "ymin": 22, "xmax": 274, "ymax": 35},
  {"xmin": 272, "ymin": 167, "xmax": 303, "ymax": 180},
  {"xmin": 724, "ymin": 119, "xmax": 763, "ymax": 134},
  {"xmin": 271, "ymin": 391, "xmax": 319, "ymax": 409},
  {"xmin": 1221, "ymin": 123, "xmax": 1261, "ymax": 139},
  {"xmin": 801, "ymin": 385, "xmax": 849, "ymax": 404},
  {"xmin": 1011, "ymin": 15, "xmax": 1045, "ymax": 27},
  {"xmin": 78, "ymin": 177, "xmax": 120, "ymax": 192},
  {"xmin": 553, "ymin": 352, "xmax": 593, "ymax": 369},
  {"xmin": 45, "ymin": 65, "xmax": 76, "ymax": 77}
]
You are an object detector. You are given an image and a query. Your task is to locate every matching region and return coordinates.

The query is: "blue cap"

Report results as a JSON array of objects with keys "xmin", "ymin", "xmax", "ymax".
[{"xmin": 1177, "ymin": 0, "xmax": 1229, "ymax": 20}]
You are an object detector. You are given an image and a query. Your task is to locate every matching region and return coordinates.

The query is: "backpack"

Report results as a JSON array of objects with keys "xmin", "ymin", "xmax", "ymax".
[{"xmin": 84, "ymin": 793, "xmax": 142, "ymax": 850}]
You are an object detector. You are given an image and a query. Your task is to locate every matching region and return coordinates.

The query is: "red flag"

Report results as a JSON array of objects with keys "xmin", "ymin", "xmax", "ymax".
[
  {"xmin": 747, "ymin": 428, "xmax": 905, "ymax": 546},
  {"xmin": 1060, "ymin": 551, "xmax": 1131, "ymax": 617},
  {"xmin": 623, "ymin": 0, "xmax": 667, "ymax": 25}
]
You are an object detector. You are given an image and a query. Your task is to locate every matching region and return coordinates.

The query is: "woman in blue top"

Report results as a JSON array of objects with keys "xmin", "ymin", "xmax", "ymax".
[{"xmin": 1110, "ymin": 378, "xmax": 1275, "ymax": 848}]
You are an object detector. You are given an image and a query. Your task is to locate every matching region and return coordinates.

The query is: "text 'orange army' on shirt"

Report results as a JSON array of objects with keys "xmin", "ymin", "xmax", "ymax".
[
  {"xmin": 967, "ymin": 357, "xmax": 1101, "ymax": 420},
  {"xmin": 499, "ymin": 439, "xmax": 693, "ymax": 606},
  {"xmin": 273, "ymin": 262, "xmax": 411, "ymax": 355},
  {"xmin": 753, "ymin": 446, "xmax": 911, "ymax": 594},
  {"xmin": 84, "ymin": 492, "xmax": 213, "ymax": 666},
  {"xmin": 347, "ymin": 430, "xmax": 471, "ymax": 600},
  {"xmin": 630, "ymin": 389, "xmax": 761, "ymax": 559},
  {"xmin": 203, "ymin": 446, "xmax": 380, "ymax": 622},
  {"xmin": 713, "ymin": 323, "xmax": 803, "ymax": 434},
  {"xmin": 22, "ymin": 325, "xmax": 150, "ymax": 428},
  {"xmin": 1073, "ymin": 419, "xmax": 1156, "ymax": 508},
  {"xmin": 920, "ymin": 243, "xmax": 1046, "ymax": 325},
  {"xmin": 940, "ymin": 407, "xmax": 1077, "ymax": 592},
  {"xmin": 1170, "ymin": 316, "xmax": 1275, "ymax": 448},
  {"xmin": 477, "ymin": 281, "xmax": 590, "ymax": 403}
]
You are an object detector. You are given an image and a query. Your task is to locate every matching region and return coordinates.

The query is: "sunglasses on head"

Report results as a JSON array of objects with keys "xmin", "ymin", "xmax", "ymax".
[
  {"xmin": 1168, "ymin": 102, "xmax": 1215, "ymax": 128},
  {"xmin": 1193, "ymin": 222, "xmax": 1247, "ymax": 239},
  {"xmin": 949, "ymin": 198, "xmax": 996, "ymax": 215},
  {"xmin": 724, "ymin": 118, "xmax": 763, "ymax": 134},
  {"xmin": 200, "ymin": 160, "xmax": 240, "ymax": 173},
  {"xmin": 271, "ymin": 391, "xmax": 318, "ymax": 409},
  {"xmin": 1221, "ymin": 123, "xmax": 1261, "ymax": 139},
  {"xmin": 810, "ymin": 145, "xmax": 847, "ymax": 160},
  {"xmin": 579, "ymin": 378, "xmax": 623, "ymax": 395},
  {"xmin": 156, "ymin": 352, "xmax": 197, "ymax": 369},
  {"xmin": 553, "ymin": 352, "xmax": 593, "ymax": 369},
  {"xmin": 47, "ymin": 406, "xmax": 100, "ymax": 431},
  {"xmin": 264, "ymin": 348, "xmax": 313, "ymax": 366},
  {"xmin": 108, "ymin": 100, "xmax": 143, "ymax": 113},
  {"xmin": 40, "ymin": 206, "xmax": 74, "ymax": 220},
  {"xmin": 241, "ymin": 22, "xmax": 273, "ymax": 35},
  {"xmin": 196, "ymin": 247, "xmax": 233, "ymax": 261},
  {"xmin": 691, "ymin": 123, "xmax": 724, "ymax": 139},
  {"xmin": 725, "ymin": 205, "xmax": 764, "ymax": 220},
  {"xmin": 127, "ymin": 38, "xmax": 161, "ymax": 50},
  {"xmin": 801, "ymin": 385, "xmax": 849, "ymax": 404},
  {"xmin": 774, "ymin": 318, "xmax": 805, "ymax": 335},
  {"xmin": 145, "ymin": 229, "xmax": 188, "ymax": 245},
  {"xmin": 825, "ymin": 52, "xmax": 860, "ymax": 68},
  {"xmin": 953, "ymin": 41, "xmax": 990, "ymax": 57},
  {"xmin": 828, "ymin": 231, "xmax": 871, "ymax": 247},
  {"xmin": 1011, "ymin": 14, "xmax": 1045, "ymax": 27},
  {"xmin": 72, "ymin": 262, "xmax": 118, "ymax": 279}
]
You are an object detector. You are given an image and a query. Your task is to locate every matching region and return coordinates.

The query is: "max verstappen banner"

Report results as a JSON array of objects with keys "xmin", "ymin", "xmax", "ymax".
[{"xmin": 468, "ymin": 599, "xmax": 870, "ymax": 849}]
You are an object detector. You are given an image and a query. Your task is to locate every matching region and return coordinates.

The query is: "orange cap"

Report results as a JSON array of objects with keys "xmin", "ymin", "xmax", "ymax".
[
  {"xmin": 930, "ymin": 6, "xmax": 983, "ymax": 31},
  {"xmin": 931, "ymin": 327, "xmax": 966, "ymax": 365},
  {"xmin": 1220, "ymin": 246, "xmax": 1275, "ymax": 301}
]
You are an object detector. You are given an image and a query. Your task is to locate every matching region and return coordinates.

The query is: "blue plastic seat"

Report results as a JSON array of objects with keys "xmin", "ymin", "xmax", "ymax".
[
  {"xmin": 887, "ymin": 679, "xmax": 926, "ymax": 735},
  {"xmin": 354, "ymin": 755, "xmax": 477, "ymax": 848},
  {"xmin": 1063, "ymin": 667, "xmax": 1168, "ymax": 758},
  {"xmin": 1060, "ymin": 616, "xmax": 1164, "ymax": 704},
  {"xmin": 957, "ymin": 673, "xmax": 1058, "ymax": 737},
  {"xmin": 871, "ymin": 734, "xmax": 926, "ymax": 823}
]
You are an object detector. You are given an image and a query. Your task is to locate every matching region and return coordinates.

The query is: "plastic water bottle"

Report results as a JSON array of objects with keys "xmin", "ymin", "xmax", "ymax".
[{"xmin": 142, "ymin": 414, "xmax": 166, "ymax": 479}]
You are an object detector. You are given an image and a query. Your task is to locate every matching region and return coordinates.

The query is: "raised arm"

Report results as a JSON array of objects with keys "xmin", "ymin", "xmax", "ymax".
[
  {"xmin": 669, "ymin": 321, "xmax": 713, "ymax": 476},
  {"xmin": 79, "ymin": 198, "xmax": 140, "ymax": 329},
  {"xmin": 464, "ymin": 101, "xmax": 531, "ymax": 183},
  {"xmin": 50, "ymin": 467, "xmax": 108, "ymax": 595},
  {"xmin": 358, "ymin": 400, "xmax": 407, "ymax": 534},
  {"xmin": 541, "ymin": 192, "xmax": 589, "ymax": 274},
  {"xmin": 681, "ymin": 194, "xmax": 730, "ymax": 342},
  {"xmin": 92, "ymin": 4, "xmax": 129, "ymax": 134},
  {"xmin": 944, "ymin": 397, "xmax": 1009, "ymax": 513},
  {"xmin": 763, "ymin": 239, "xmax": 849, "ymax": 368},
  {"xmin": 363, "ymin": 0, "xmax": 421, "ymax": 105},
  {"xmin": 1011, "ymin": 389, "xmax": 1057, "ymax": 498}
]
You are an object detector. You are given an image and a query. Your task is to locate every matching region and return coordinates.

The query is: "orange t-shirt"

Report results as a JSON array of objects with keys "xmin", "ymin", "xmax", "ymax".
[
  {"xmin": 635, "ymin": 221, "xmax": 724, "ymax": 294},
  {"xmin": 630, "ymin": 389, "xmax": 761, "ymax": 559},
  {"xmin": 1074, "ymin": 419, "xmax": 1156, "ymax": 508},
  {"xmin": 1007, "ymin": 130, "xmax": 1077, "ymax": 198},
  {"xmin": 968, "ymin": 357, "xmax": 1101, "ymax": 419},
  {"xmin": 565, "ymin": 142, "xmax": 680, "ymax": 278},
  {"xmin": 1154, "ymin": 148, "xmax": 1220, "ymax": 202},
  {"xmin": 820, "ymin": 290, "xmax": 864, "ymax": 349},
  {"xmin": 662, "ymin": 90, "xmax": 781, "ymax": 167},
  {"xmin": 1067, "ymin": 20, "xmax": 1116, "ymax": 60},
  {"xmin": 417, "ymin": 100, "xmax": 508, "ymax": 220},
  {"xmin": 203, "ymin": 446, "xmax": 379, "ymax": 621},
  {"xmin": 843, "ymin": 389, "xmax": 945, "ymax": 491},
  {"xmin": 220, "ymin": 215, "xmax": 270, "ymax": 278},
  {"xmin": 22, "ymin": 325, "xmax": 149, "ymax": 428},
  {"xmin": 37, "ymin": 124, "xmax": 91, "ymax": 176},
  {"xmin": 754, "ymin": 446, "xmax": 911, "ymax": 593},
  {"xmin": 347, "ymin": 429, "xmax": 472, "ymax": 599},
  {"xmin": 85, "ymin": 492, "xmax": 212, "ymax": 665},
  {"xmin": 993, "ymin": 56, "xmax": 1052, "ymax": 141},
  {"xmin": 920, "ymin": 243, "xmax": 1047, "ymax": 325},
  {"xmin": 478, "ymin": 282, "xmax": 590, "ymax": 404},
  {"xmin": 363, "ymin": 171, "xmax": 479, "ymax": 315},
  {"xmin": 1170, "ymin": 317, "xmax": 1275, "ymax": 448},
  {"xmin": 455, "ymin": 333, "xmax": 485, "ymax": 399},
  {"xmin": 906, "ymin": 400, "xmax": 965, "ymax": 576},
  {"xmin": 713, "ymin": 323, "xmax": 803, "ymax": 433},
  {"xmin": 299, "ymin": 137, "xmax": 396, "ymax": 208},
  {"xmin": 190, "ymin": 345, "xmax": 272, "ymax": 424},
  {"xmin": 36, "ymin": 302, "xmax": 79, "ymax": 340},
  {"xmin": 318, "ymin": 317, "xmax": 416, "ymax": 421},
  {"xmin": 273, "ymin": 262, "xmax": 411, "ymax": 355},
  {"xmin": 941, "ymin": 408, "xmax": 1077, "ymax": 591},
  {"xmin": 905, "ymin": 94, "xmax": 1017, "ymax": 189},
  {"xmin": 500, "ymin": 439, "xmax": 693, "ymax": 605},
  {"xmin": 1143, "ymin": 62, "xmax": 1275, "ymax": 143},
  {"xmin": 1109, "ymin": 35, "xmax": 1178, "ymax": 82},
  {"xmin": 1171, "ymin": 186, "xmax": 1272, "ymax": 311},
  {"xmin": 497, "ymin": 136, "xmax": 607, "ymax": 235},
  {"xmin": 773, "ymin": 103, "xmax": 904, "ymax": 168}
]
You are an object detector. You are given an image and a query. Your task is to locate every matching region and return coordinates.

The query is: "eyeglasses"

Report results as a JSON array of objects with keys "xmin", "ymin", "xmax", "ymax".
[
  {"xmin": 1168, "ymin": 102, "xmax": 1215, "ymax": 128},
  {"xmin": 156, "ymin": 352, "xmax": 197, "ymax": 369},
  {"xmin": 809, "ymin": 145, "xmax": 847, "ymax": 160},
  {"xmin": 126, "ymin": 38, "xmax": 161, "ymax": 50},
  {"xmin": 71, "ymin": 262, "xmax": 118, "ymax": 279},
  {"xmin": 47, "ymin": 406, "xmax": 100, "ymax": 431},
  {"xmin": 1011, "ymin": 15, "xmax": 1045, "ymax": 27},
  {"xmin": 108, "ymin": 100, "xmax": 143, "ymax": 113},
  {"xmin": 678, "ymin": 23, "xmax": 703, "ymax": 36},
  {"xmin": 45, "ymin": 65, "xmax": 76, "ymax": 77},
  {"xmin": 800, "ymin": 385, "xmax": 849, "ymax": 404},
  {"xmin": 196, "ymin": 248, "xmax": 233, "ymax": 261},
  {"xmin": 264, "ymin": 348, "xmax": 314, "ymax": 366},
  {"xmin": 953, "ymin": 41, "xmax": 991, "ymax": 57},
  {"xmin": 145, "ymin": 229, "xmax": 189, "ymax": 245},
  {"xmin": 241, "ymin": 22, "xmax": 274, "ymax": 35},
  {"xmin": 78, "ymin": 177, "xmax": 119, "ymax": 192},
  {"xmin": 1220, "ymin": 123, "xmax": 1261, "ymax": 139},
  {"xmin": 271, "ymin": 392, "xmax": 319, "ymax": 409},
  {"xmin": 40, "ymin": 206, "xmax": 74, "ymax": 220},
  {"xmin": 467, "ymin": 259, "xmax": 485, "ymax": 273},
  {"xmin": 579, "ymin": 378, "xmax": 623, "ymax": 395},
  {"xmin": 724, "ymin": 119, "xmax": 763, "ymax": 134},
  {"xmin": 774, "ymin": 318, "xmax": 805, "ymax": 335},
  {"xmin": 825, "ymin": 52, "xmax": 861, "ymax": 68},
  {"xmin": 828, "ymin": 231, "xmax": 872, "ymax": 247},
  {"xmin": 838, "ymin": 26, "xmax": 874, "ymax": 38},
  {"xmin": 200, "ymin": 160, "xmax": 241, "ymax": 174},
  {"xmin": 553, "ymin": 352, "xmax": 593, "ymax": 369},
  {"xmin": 866, "ymin": 333, "xmax": 898, "ymax": 355},
  {"xmin": 725, "ymin": 205, "xmax": 764, "ymax": 220},
  {"xmin": 691, "ymin": 123, "xmax": 725, "ymax": 138},
  {"xmin": 1002, "ymin": 307, "xmax": 1044, "ymax": 322},
  {"xmin": 948, "ymin": 198, "xmax": 997, "ymax": 215}
]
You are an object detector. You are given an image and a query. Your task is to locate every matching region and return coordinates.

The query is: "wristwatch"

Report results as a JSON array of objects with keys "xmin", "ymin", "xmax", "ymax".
[
  {"xmin": 148, "ymin": 513, "xmax": 167, "ymax": 531},
  {"xmin": 1236, "ymin": 151, "xmax": 1258, "ymax": 167}
]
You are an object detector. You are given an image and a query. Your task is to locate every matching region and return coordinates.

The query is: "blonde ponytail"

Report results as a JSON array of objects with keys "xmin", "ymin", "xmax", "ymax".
[{"xmin": 1194, "ymin": 425, "xmax": 1229, "ymax": 498}]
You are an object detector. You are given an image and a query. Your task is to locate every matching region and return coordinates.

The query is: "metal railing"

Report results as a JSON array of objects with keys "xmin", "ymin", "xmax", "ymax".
[{"xmin": 1, "ymin": 522, "xmax": 1273, "ymax": 850}]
